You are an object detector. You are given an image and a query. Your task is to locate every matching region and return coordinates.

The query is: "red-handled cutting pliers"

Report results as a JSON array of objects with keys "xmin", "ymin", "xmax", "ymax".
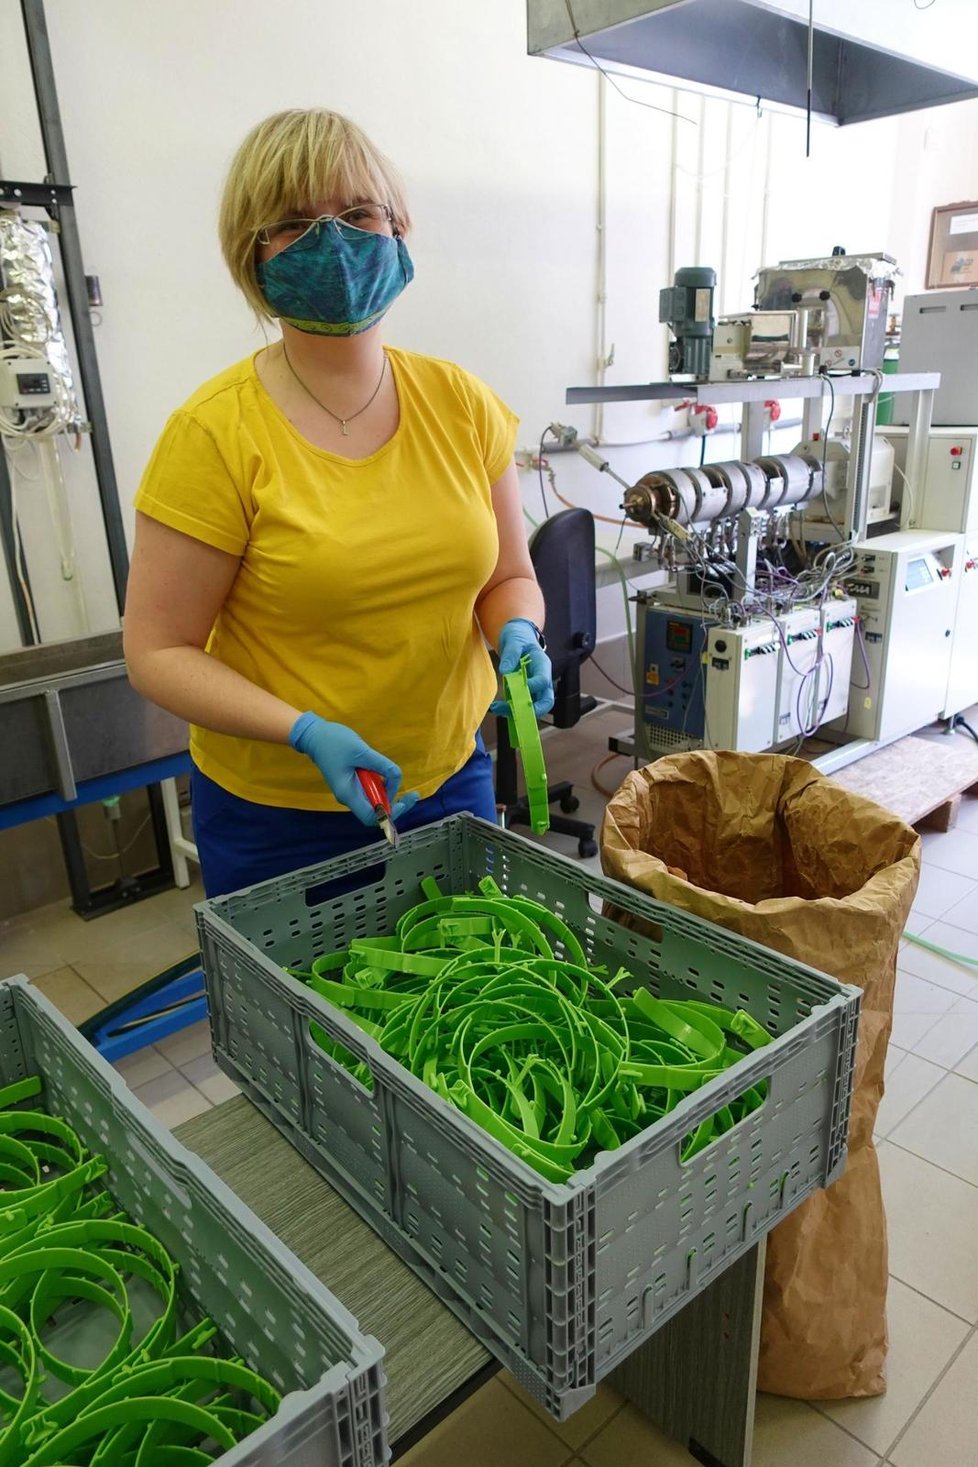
[{"xmin": 356, "ymin": 769, "xmax": 399, "ymax": 848}]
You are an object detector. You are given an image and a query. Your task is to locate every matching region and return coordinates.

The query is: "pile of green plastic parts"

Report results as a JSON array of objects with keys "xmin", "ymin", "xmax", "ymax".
[
  {"xmin": 292, "ymin": 876, "xmax": 773, "ymax": 1181},
  {"xmin": 0, "ymin": 1075, "xmax": 280, "ymax": 1466}
]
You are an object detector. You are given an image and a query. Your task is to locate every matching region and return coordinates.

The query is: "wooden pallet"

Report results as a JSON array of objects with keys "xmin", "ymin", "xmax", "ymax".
[{"xmin": 827, "ymin": 733, "xmax": 978, "ymax": 830}]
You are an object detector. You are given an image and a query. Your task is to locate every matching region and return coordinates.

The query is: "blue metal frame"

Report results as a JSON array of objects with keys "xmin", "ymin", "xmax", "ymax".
[
  {"xmin": 0, "ymin": 751, "xmax": 192, "ymax": 831},
  {"xmin": 84, "ymin": 964, "xmax": 207, "ymax": 1062}
]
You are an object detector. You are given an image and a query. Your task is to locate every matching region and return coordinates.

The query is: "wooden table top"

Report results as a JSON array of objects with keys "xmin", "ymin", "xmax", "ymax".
[{"xmin": 175, "ymin": 1093, "xmax": 492, "ymax": 1443}]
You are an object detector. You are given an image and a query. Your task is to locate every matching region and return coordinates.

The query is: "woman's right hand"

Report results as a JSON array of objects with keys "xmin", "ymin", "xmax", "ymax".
[{"xmin": 289, "ymin": 713, "xmax": 419, "ymax": 825}]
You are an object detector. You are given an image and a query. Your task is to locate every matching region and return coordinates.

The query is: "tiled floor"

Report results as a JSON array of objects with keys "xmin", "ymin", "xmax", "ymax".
[{"xmin": 4, "ymin": 709, "xmax": 978, "ymax": 1466}]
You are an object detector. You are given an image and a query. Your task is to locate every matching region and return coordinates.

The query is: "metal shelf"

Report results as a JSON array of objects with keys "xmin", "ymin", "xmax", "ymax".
[{"xmin": 565, "ymin": 372, "xmax": 940, "ymax": 407}]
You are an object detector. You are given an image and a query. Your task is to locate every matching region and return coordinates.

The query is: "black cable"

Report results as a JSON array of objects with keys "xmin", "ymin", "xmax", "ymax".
[
  {"xmin": 951, "ymin": 714, "xmax": 978, "ymax": 745},
  {"xmin": 562, "ymin": 0, "xmax": 693, "ymax": 123},
  {"xmin": 538, "ymin": 427, "xmax": 551, "ymax": 518},
  {"xmin": 699, "ymin": 432, "xmax": 707, "ymax": 467}
]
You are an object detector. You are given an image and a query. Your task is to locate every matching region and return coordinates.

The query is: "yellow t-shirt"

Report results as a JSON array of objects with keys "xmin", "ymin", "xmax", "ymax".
[{"xmin": 134, "ymin": 347, "xmax": 518, "ymax": 810}]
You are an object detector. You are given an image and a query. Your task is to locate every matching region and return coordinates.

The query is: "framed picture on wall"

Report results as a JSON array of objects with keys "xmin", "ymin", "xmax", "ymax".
[{"xmin": 927, "ymin": 201, "xmax": 978, "ymax": 288}]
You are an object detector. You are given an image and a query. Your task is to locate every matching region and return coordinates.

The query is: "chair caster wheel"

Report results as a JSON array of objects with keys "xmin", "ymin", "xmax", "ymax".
[
  {"xmin": 579, "ymin": 838, "xmax": 598, "ymax": 859},
  {"xmin": 560, "ymin": 794, "xmax": 580, "ymax": 813}
]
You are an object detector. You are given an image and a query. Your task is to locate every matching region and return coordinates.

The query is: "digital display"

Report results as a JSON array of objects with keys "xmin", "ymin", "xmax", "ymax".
[
  {"xmin": 905, "ymin": 557, "xmax": 934, "ymax": 592},
  {"xmin": 666, "ymin": 619, "xmax": 693, "ymax": 654},
  {"xmin": 16, "ymin": 372, "xmax": 50, "ymax": 395}
]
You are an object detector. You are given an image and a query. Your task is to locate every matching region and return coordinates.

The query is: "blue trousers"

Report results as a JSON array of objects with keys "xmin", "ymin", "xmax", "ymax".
[{"xmin": 191, "ymin": 736, "xmax": 497, "ymax": 899}]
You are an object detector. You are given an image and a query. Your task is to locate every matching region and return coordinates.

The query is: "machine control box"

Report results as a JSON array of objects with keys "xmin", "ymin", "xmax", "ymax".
[
  {"xmin": 881, "ymin": 425, "xmax": 978, "ymax": 535},
  {"xmin": 0, "ymin": 357, "xmax": 56, "ymax": 409},
  {"xmin": 704, "ymin": 622, "xmax": 780, "ymax": 752},
  {"xmin": 840, "ymin": 532, "xmax": 961, "ymax": 743},
  {"xmin": 637, "ymin": 603, "xmax": 713, "ymax": 755}
]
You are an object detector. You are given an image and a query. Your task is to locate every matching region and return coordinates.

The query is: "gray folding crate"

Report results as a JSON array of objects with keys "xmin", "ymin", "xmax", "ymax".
[
  {"xmin": 0, "ymin": 976, "xmax": 388, "ymax": 1467},
  {"xmin": 196, "ymin": 814, "xmax": 859, "ymax": 1420}
]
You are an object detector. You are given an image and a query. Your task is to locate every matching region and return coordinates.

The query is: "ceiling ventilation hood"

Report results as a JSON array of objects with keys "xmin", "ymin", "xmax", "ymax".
[{"xmin": 527, "ymin": 0, "xmax": 978, "ymax": 125}]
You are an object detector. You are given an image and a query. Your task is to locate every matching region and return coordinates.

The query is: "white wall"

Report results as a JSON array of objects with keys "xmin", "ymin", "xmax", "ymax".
[{"xmin": 2, "ymin": 0, "xmax": 978, "ymax": 656}]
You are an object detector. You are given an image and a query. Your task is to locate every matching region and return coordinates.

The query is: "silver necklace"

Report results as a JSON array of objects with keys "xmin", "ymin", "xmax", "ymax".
[{"xmin": 281, "ymin": 346, "xmax": 387, "ymax": 435}]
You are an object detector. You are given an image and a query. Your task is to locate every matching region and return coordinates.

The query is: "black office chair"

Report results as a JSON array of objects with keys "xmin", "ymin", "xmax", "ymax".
[{"xmin": 495, "ymin": 508, "xmax": 599, "ymax": 857}]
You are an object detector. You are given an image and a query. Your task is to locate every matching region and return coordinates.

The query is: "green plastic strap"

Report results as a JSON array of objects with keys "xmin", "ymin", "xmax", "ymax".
[
  {"xmin": 0, "ymin": 1080, "xmax": 281, "ymax": 1464},
  {"xmin": 503, "ymin": 655, "xmax": 550, "ymax": 835}
]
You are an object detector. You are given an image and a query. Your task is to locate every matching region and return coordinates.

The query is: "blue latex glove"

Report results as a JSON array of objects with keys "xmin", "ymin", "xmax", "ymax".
[
  {"xmin": 289, "ymin": 713, "xmax": 420, "ymax": 826},
  {"xmin": 489, "ymin": 618, "xmax": 554, "ymax": 719}
]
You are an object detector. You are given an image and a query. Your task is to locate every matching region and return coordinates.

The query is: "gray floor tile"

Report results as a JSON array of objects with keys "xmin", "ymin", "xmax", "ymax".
[
  {"xmin": 889, "ymin": 1071, "xmax": 978, "ymax": 1186},
  {"xmin": 898, "ymin": 925, "xmax": 978, "ymax": 1000},
  {"xmin": 876, "ymin": 1051, "xmax": 946, "ymax": 1138},
  {"xmin": 751, "ymin": 1395, "xmax": 879, "ymax": 1466},
  {"xmin": 28, "ymin": 965, "xmax": 104, "ymax": 1025},
  {"xmin": 910, "ymin": 996, "xmax": 978, "ymax": 1070},
  {"xmin": 132, "ymin": 1068, "xmax": 212, "ymax": 1130},
  {"xmin": 908, "ymin": 865, "xmax": 976, "ymax": 921},
  {"xmin": 924, "ymin": 892, "xmax": 978, "ymax": 938},
  {"xmin": 113, "ymin": 1046, "xmax": 175, "ymax": 1089},
  {"xmin": 156, "ymin": 1018, "xmax": 213, "ymax": 1068},
  {"xmin": 71, "ymin": 922, "xmax": 197, "ymax": 1004},
  {"xmin": 889, "ymin": 1331, "xmax": 978, "ymax": 1467},
  {"xmin": 919, "ymin": 826, "xmax": 978, "ymax": 878},
  {"xmin": 819, "ymin": 1277, "xmax": 969, "ymax": 1457},
  {"xmin": 879, "ymin": 1141, "xmax": 978, "ymax": 1320},
  {"xmin": 180, "ymin": 1052, "xmax": 240, "ymax": 1105}
]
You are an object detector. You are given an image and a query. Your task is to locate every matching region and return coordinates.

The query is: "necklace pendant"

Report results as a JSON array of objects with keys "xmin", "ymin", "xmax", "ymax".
[{"xmin": 341, "ymin": 420, "xmax": 349, "ymax": 436}]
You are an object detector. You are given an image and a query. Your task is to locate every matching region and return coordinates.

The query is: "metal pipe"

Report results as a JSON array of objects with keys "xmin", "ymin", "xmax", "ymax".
[
  {"xmin": 593, "ymin": 72, "xmax": 608, "ymax": 444},
  {"xmin": 21, "ymin": 0, "xmax": 129, "ymax": 615}
]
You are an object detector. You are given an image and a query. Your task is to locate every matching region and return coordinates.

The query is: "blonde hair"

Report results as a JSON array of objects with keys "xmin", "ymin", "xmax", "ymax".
[{"xmin": 218, "ymin": 109, "xmax": 411, "ymax": 321}]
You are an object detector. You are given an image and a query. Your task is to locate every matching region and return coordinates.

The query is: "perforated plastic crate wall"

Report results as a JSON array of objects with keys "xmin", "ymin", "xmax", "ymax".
[
  {"xmin": 0, "ymin": 977, "xmax": 389, "ymax": 1467},
  {"xmin": 197, "ymin": 815, "xmax": 860, "ymax": 1420}
]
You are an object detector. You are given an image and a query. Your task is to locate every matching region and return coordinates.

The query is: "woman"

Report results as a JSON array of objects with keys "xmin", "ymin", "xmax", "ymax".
[{"xmin": 124, "ymin": 109, "xmax": 552, "ymax": 898}]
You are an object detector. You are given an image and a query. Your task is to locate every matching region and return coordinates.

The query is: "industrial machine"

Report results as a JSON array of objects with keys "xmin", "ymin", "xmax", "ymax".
[
  {"xmin": 662, "ymin": 252, "xmax": 896, "ymax": 384},
  {"xmin": 591, "ymin": 439, "xmax": 861, "ymax": 758},
  {"xmin": 754, "ymin": 252, "xmax": 896, "ymax": 373},
  {"xmin": 837, "ymin": 532, "xmax": 961, "ymax": 743},
  {"xmin": 570, "ymin": 249, "xmax": 952, "ymax": 770}
]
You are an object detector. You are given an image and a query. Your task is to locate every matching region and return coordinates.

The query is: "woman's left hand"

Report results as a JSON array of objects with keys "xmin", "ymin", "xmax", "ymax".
[{"xmin": 489, "ymin": 618, "xmax": 554, "ymax": 719}]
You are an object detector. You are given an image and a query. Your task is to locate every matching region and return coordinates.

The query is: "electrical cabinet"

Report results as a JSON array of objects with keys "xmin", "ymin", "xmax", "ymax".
[
  {"xmin": 704, "ymin": 622, "xmax": 780, "ymax": 751},
  {"xmin": 774, "ymin": 608, "xmax": 821, "ymax": 743},
  {"xmin": 943, "ymin": 533, "xmax": 978, "ymax": 718},
  {"xmin": 820, "ymin": 598, "xmax": 858, "ymax": 725},
  {"xmin": 881, "ymin": 425, "xmax": 978, "ymax": 535},
  {"xmin": 840, "ymin": 532, "xmax": 961, "ymax": 743}
]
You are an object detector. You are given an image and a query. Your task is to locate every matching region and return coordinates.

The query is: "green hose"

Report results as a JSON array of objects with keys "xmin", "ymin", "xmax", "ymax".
[{"xmin": 901, "ymin": 929, "xmax": 978, "ymax": 969}]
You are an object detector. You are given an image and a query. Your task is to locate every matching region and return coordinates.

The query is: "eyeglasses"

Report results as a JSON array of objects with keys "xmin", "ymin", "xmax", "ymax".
[{"xmin": 256, "ymin": 204, "xmax": 394, "ymax": 247}]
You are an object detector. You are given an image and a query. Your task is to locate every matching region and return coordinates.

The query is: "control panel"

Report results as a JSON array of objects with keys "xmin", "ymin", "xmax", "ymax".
[
  {"xmin": 882, "ymin": 426, "xmax": 978, "ymax": 536},
  {"xmin": 638, "ymin": 605, "xmax": 712, "ymax": 753}
]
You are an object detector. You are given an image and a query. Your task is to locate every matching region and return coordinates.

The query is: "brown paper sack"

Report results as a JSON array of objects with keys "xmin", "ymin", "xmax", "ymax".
[{"xmin": 600, "ymin": 751, "xmax": 920, "ymax": 1400}]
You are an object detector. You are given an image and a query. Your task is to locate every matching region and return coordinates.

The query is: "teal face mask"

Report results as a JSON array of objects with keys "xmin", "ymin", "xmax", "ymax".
[{"xmin": 256, "ymin": 217, "xmax": 414, "ymax": 336}]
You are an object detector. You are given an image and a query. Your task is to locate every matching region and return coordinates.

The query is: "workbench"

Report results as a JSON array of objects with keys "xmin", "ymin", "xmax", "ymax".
[{"xmin": 176, "ymin": 1094, "xmax": 767, "ymax": 1466}]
